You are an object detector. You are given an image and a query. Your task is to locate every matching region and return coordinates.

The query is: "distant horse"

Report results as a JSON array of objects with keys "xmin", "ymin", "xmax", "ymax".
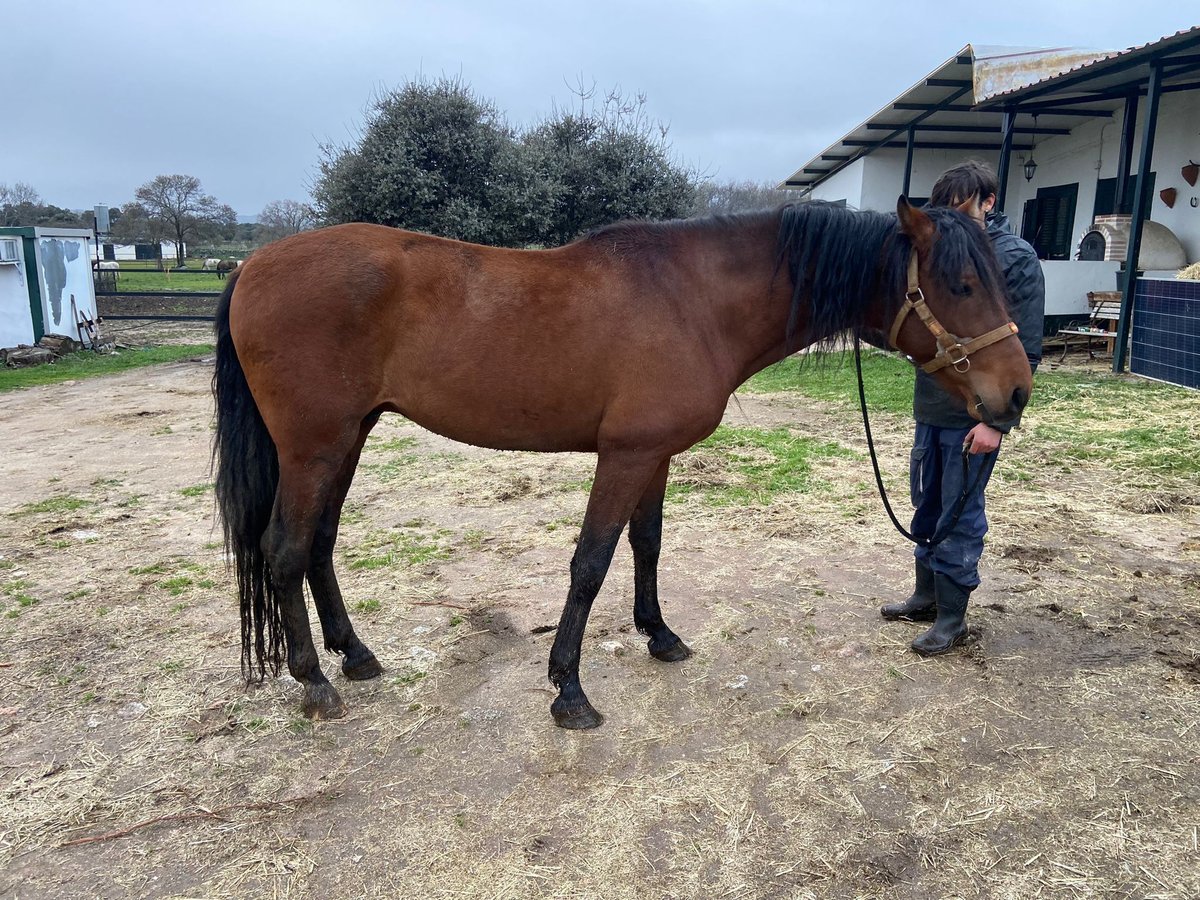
[
  {"xmin": 212, "ymin": 199, "xmax": 1031, "ymax": 729},
  {"xmin": 92, "ymin": 259, "xmax": 119, "ymax": 290},
  {"xmin": 202, "ymin": 258, "xmax": 221, "ymax": 272},
  {"xmin": 216, "ymin": 259, "xmax": 238, "ymax": 279}
]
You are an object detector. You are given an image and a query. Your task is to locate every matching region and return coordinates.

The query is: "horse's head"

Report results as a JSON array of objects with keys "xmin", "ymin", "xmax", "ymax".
[{"xmin": 888, "ymin": 197, "xmax": 1033, "ymax": 430}]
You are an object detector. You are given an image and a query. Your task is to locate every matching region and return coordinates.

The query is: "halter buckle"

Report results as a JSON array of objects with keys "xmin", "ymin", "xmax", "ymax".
[{"xmin": 950, "ymin": 346, "xmax": 971, "ymax": 373}]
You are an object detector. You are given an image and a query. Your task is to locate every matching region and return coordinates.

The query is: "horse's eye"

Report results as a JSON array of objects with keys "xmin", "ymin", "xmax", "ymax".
[{"xmin": 950, "ymin": 283, "xmax": 972, "ymax": 297}]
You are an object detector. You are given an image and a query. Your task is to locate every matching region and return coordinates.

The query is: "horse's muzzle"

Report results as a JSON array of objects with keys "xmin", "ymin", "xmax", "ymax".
[{"xmin": 975, "ymin": 384, "xmax": 1029, "ymax": 430}]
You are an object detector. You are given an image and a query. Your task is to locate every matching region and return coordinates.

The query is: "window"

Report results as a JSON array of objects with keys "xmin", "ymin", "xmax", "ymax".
[
  {"xmin": 1020, "ymin": 183, "xmax": 1079, "ymax": 260},
  {"xmin": 1093, "ymin": 172, "xmax": 1155, "ymax": 220}
]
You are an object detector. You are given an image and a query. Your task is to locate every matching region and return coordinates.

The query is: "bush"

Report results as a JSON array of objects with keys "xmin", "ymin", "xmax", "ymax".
[{"xmin": 313, "ymin": 78, "xmax": 697, "ymax": 247}]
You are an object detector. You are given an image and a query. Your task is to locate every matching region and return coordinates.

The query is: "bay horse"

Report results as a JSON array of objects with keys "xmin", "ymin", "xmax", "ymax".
[{"xmin": 212, "ymin": 198, "xmax": 1031, "ymax": 729}]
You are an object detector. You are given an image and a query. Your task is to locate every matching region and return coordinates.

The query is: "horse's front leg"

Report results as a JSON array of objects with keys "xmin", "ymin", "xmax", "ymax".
[
  {"xmin": 629, "ymin": 458, "xmax": 692, "ymax": 662},
  {"xmin": 548, "ymin": 450, "xmax": 666, "ymax": 729}
]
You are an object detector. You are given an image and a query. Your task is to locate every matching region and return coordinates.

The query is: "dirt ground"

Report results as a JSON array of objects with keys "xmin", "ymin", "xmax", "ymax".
[{"xmin": 1, "ymin": 329, "xmax": 1197, "ymax": 899}]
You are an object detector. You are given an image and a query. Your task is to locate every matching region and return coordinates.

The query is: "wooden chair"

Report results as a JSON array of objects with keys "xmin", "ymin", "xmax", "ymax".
[{"xmin": 1055, "ymin": 291, "xmax": 1123, "ymax": 361}]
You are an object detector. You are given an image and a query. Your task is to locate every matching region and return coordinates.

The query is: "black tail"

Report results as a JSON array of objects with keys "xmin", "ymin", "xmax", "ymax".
[{"xmin": 212, "ymin": 270, "xmax": 283, "ymax": 681}]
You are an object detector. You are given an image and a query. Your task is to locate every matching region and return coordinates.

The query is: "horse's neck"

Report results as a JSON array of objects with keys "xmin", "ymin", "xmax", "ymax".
[{"xmin": 687, "ymin": 217, "xmax": 799, "ymax": 386}]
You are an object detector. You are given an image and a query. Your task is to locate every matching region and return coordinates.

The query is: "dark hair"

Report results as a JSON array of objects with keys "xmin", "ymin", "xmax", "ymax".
[
  {"xmin": 776, "ymin": 201, "xmax": 1005, "ymax": 349},
  {"xmin": 929, "ymin": 161, "xmax": 999, "ymax": 208}
]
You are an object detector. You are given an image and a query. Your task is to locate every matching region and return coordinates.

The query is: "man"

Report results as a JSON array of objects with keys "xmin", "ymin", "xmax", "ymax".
[{"xmin": 881, "ymin": 161, "xmax": 1045, "ymax": 655}]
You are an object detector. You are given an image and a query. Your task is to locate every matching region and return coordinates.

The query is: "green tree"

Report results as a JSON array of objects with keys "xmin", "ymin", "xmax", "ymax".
[
  {"xmin": 131, "ymin": 174, "xmax": 237, "ymax": 266},
  {"xmin": 110, "ymin": 202, "xmax": 169, "ymax": 249},
  {"xmin": 313, "ymin": 77, "xmax": 550, "ymax": 247},
  {"xmin": 0, "ymin": 183, "xmax": 90, "ymax": 228}
]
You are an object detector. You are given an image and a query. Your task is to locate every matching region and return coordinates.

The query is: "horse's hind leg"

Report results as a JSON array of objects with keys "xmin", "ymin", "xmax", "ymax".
[
  {"xmin": 308, "ymin": 416, "xmax": 383, "ymax": 681},
  {"xmin": 549, "ymin": 450, "xmax": 665, "ymax": 729},
  {"xmin": 263, "ymin": 450, "xmax": 351, "ymax": 719},
  {"xmin": 629, "ymin": 458, "xmax": 692, "ymax": 662}
]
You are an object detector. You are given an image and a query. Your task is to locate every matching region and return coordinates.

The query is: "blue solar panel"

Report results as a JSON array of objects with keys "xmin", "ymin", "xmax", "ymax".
[{"xmin": 1130, "ymin": 278, "xmax": 1200, "ymax": 390}]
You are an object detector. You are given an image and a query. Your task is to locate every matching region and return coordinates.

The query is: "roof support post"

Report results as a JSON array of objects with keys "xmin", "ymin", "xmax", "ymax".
[
  {"xmin": 995, "ymin": 109, "xmax": 1015, "ymax": 213},
  {"xmin": 1113, "ymin": 92, "xmax": 1139, "ymax": 213},
  {"xmin": 902, "ymin": 125, "xmax": 915, "ymax": 197},
  {"xmin": 1114, "ymin": 60, "xmax": 1163, "ymax": 373}
]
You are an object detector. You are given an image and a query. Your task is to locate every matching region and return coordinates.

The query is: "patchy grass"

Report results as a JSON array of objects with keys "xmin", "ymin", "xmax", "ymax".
[
  {"xmin": 2, "ymin": 577, "xmax": 39, "ymax": 617},
  {"xmin": 180, "ymin": 483, "xmax": 213, "ymax": 498},
  {"xmin": 670, "ymin": 425, "xmax": 855, "ymax": 505},
  {"xmin": 1027, "ymin": 371, "xmax": 1200, "ymax": 478},
  {"xmin": 128, "ymin": 563, "xmax": 169, "ymax": 576},
  {"xmin": 344, "ymin": 526, "xmax": 454, "ymax": 571},
  {"xmin": 362, "ymin": 436, "xmax": 421, "ymax": 481},
  {"xmin": 8, "ymin": 495, "xmax": 93, "ymax": 517},
  {"xmin": 0, "ymin": 344, "xmax": 213, "ymax": 393},
  {"xmin": 746, "ymin": 350, "xmax": 914, "ymax": 413},
  {"xmin": 747, "ymin": 350, "xmax": 1200, "ymax": 481}
]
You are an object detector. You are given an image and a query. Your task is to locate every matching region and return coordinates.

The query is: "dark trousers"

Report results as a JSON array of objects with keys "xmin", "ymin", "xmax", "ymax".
[{"xmin": 909, "ymin": 422, "xmax": 999, "ymax": 589}]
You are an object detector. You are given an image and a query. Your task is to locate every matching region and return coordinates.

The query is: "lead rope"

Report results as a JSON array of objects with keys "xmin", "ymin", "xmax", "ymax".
[{"xmin": 853, "ymin": 335, "xmax": 997, "ymax": 548}]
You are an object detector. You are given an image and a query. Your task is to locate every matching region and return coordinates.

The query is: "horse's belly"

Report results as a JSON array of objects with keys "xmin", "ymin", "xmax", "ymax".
[{"xmin": 399, "ymin": 402, "xmax": 600, "ymax": 453}]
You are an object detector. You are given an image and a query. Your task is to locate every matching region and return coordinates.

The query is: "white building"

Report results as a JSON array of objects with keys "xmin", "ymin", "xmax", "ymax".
[
  {"xmin": 782, "ymin": 27, "xmax": 1200, "ymax": 385},
  {"xmin": 97, "ymin": 240, "xmax": 180, "ymax": 262},
  {"xmin": 0, "ymin": 227, "xmax": 99, "ymax": 349}
]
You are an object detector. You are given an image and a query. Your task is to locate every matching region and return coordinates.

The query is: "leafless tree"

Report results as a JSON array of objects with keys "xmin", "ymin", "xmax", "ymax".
[
  {"xmin": 691, "ymin": 179, "xmax": 806, "ymax": 217},
  {"xmin": 258, "ymin": 199, "xmax": 317, "ymax": 242},
  {"xmin": 132, "ymin": 174, "xmax": 237, "ymax": 266},
  {"xmin": 0, "ymin": 181, "xmax": 43, "ymax": 226}
]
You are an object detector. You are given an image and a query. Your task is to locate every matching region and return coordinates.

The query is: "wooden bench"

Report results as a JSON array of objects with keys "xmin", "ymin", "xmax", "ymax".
[{"xmin": 1056, "ymin": 291, "xmax": 1123, "ymax": 361}]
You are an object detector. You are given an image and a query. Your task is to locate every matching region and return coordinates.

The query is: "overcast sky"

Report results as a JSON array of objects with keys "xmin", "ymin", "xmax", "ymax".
[{"xmin": 5, "ymin": 2, "xmax": 1194, "ymax": 218}]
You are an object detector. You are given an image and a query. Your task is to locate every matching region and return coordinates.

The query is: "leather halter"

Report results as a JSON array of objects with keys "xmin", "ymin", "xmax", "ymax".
[{"xmin": 888, "ymin": 253, "xmax": 1019, "ymax": 374}]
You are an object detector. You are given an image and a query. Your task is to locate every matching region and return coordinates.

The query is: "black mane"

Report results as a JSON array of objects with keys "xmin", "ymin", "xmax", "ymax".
[{"xmin": 776, "ymin": 201, "xmax": 1006, "ymax": 349}]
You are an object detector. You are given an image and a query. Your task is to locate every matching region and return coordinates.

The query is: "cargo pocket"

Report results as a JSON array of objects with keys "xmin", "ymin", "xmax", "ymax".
[{"xmin": 909, "ymin": 446, "xmax": 928, "ymax": 508}]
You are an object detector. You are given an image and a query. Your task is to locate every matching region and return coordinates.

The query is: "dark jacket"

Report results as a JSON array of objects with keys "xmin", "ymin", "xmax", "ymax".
[{"xmin": 913, "ymin": 212, "xmax": 1044, "ymax": 432}]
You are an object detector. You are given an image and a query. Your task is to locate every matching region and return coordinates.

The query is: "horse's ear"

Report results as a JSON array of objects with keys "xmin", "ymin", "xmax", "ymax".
[{"xmin": 896, "ymin": 195, "xmax": 934, "ymax": 243}]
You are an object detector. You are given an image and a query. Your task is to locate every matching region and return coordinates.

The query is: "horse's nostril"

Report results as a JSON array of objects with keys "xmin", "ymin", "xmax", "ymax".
[{"xmin": 1012, "ymin": 386, "xmax": 1028, "ymax": 411}]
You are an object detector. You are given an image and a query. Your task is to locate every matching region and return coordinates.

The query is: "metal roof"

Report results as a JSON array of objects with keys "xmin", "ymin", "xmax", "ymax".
[
  {"xmin": 977, "ymin": 26, "xmax": 1200, "ymax": 107},
  {"xmin": 782, "ymin": 29, "xmax": 1200, "ymax": 194}
]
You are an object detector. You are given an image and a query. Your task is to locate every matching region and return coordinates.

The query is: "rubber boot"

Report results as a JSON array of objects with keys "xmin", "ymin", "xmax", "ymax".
[
  {"xmin": 880, "ymin": 559, "xmax": 936, "ymax": 621},
  {"xmin": 911, "ymin": 573, "xmax": 970, "ymax": 656}
]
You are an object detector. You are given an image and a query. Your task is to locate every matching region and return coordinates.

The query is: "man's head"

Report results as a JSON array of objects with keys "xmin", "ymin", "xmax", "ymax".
[{"xmin": 929, "ymin": 161, "xmax": 998, "ymax": 226}]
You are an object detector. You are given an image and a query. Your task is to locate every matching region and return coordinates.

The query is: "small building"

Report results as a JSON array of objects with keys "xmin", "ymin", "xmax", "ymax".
[
  {"xmin": 0, "ymin": 227, "xmax": 99, "ymax": 350},
  {"xmin": 97, "ymin": 240, "xmax": 179, "ymax": 262},
  {"xmin": 782, "ymin": 26, "xmax": 1200, "ymax": 385}
]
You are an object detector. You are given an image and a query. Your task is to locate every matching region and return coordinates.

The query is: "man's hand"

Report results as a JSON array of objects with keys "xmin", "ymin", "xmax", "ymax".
[{"xmin": 964, "ymin": 423, "xmax": 1002, "ymax": 454}]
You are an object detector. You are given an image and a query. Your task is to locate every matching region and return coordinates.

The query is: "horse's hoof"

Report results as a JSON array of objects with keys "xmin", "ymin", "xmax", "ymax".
[
  {"xmin": 343, "ymin": 653, "xmax": 384, "ymax": 681},
  {"xmin": 649, "ymin": 636, "xmax": 693, "ymax": 662},
  {"xmin": 551, "ymin": 698, "xmax": 605, "ymax": 730},
  {"xmin": 302, "ymin": 682, "xmax": 347, "ymax": 720}
]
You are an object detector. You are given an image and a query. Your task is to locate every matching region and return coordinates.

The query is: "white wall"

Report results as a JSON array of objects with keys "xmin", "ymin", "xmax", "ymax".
[
  {"xmin": 1041, "ymin": 260, "xmax": 1121, "ymax": 315},
  {"xmin": 809, "ymin": 158, "xmax": 865, "ymax": 206},
  {"xmin": 33, "ymin": 231, "xmax": 97, "ymax": 339},
  {"xmin": 0, "ymin": 242, "xmax": 35, "ymax": 349},
  {"xmin": 1145, "ymin": 90, "xmax": 1200, "ymax": 262}
]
